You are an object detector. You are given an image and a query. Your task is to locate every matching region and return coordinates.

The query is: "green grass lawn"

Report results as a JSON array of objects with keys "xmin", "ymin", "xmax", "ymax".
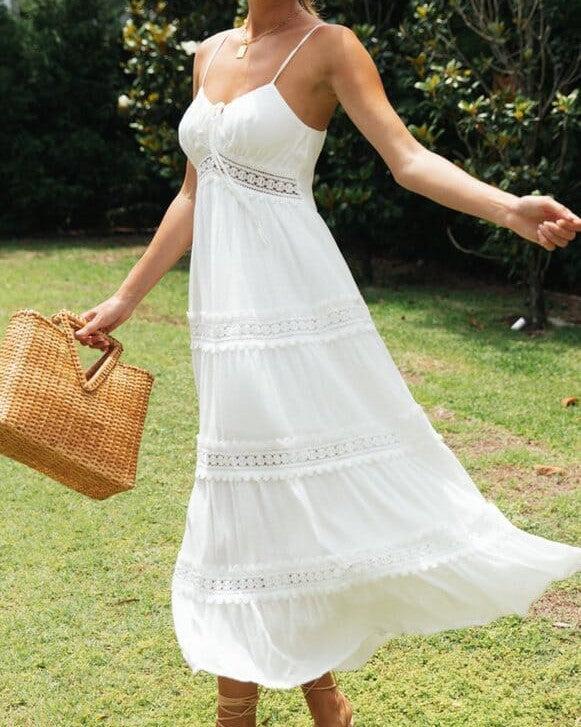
[{"xmin": 0, "ymin": 238, "xmax": 579, "ymax": 726}]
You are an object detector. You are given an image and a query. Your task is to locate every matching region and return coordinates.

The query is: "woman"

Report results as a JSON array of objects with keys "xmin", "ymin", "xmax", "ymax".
[{"xmin": 74, "ymin": 1, "xmax": 581, "ymax": 725}]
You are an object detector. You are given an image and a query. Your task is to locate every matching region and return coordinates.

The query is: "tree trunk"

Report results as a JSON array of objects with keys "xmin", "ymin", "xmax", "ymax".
[{"xmin": 527, "ymin": 247, "xmax": 547, "ymax": 329}]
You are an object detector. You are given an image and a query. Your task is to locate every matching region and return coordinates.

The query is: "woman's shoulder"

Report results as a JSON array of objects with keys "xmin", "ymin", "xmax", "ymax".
[
  {"xmin": 195, "ymin": 21, "xmax": 356, "ymax": 62},
  {"xmin": 311, "ymin": 22, "xmax": 369, "ymax": 71},
  {"xmin": 314, "ymin": 21, "xmax": 359, "ymax": 43},
  {"xmin": 196, "ymin": 28, "xmax": 233, "ymax": 54},
  {"xmin": 193, "ymin": 30, "xmax": 232, "ymax": 67},
  {"xmin": 202, "ymin": 20, "xmax": 353, "ymax": 42}
]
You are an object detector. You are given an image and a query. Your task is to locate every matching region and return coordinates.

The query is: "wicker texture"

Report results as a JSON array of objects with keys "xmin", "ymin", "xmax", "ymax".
[{"xmin": 0, "ymin": 308, "xmax": 155, "ymax": 500}]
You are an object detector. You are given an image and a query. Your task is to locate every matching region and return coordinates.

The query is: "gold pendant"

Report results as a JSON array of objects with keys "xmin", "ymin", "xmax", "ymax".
[{"xmin": 236, "ymin": 43, "xmax": 248, "ymax": 59}]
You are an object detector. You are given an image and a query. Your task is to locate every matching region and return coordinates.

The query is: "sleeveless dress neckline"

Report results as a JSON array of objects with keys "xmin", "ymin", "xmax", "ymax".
[
  {"xmin": 197, "ymin": 23, "xmax": 329, "ymax": 135},
  {"xmin": 198, "ymin": 83, "xmax": 328, "ymax": 135},
  {"xmin": 170, "ymin": 19, "xmax": 581, "ymax": 690}
]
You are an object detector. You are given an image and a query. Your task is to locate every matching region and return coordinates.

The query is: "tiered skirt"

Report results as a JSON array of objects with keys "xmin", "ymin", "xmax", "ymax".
[{"xmin": 170, "ymin": 177, "xmax": 581, "ymax": 689}]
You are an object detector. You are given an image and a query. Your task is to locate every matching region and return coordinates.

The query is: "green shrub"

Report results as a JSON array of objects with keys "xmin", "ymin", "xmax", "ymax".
[
  {"xmin": 119, "ymin": 0, "xmax": 579, "ymax": 302},
  {"xmin": 393, "ymin": 0, "xmax": 580, "ymax": 324},
  {"xmin": 0, "ymin": 0, "xmax": 164, "ymax": 234},
  {"xmin": 120, "ymin": 0, "xmax": 237, "ymax": 190}
]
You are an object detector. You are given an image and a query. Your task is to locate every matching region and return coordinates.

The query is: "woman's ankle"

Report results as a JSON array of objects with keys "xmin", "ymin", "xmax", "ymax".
[
  {"xmin": 215, "ymin": 715, "xmax": 256, "ymax": 727},
  {"xmin": 301, "ymin": 673, "xmax": 352, "ymax": 726},
  {"xmin": 216, "ymin": 676, "xmax": 259, "ymax": 727}
]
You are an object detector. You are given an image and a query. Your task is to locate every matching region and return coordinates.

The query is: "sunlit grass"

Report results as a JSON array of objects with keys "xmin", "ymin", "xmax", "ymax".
[{"xmin": 0, "ymin": 238, "xmax": 578, "ymax": 726}]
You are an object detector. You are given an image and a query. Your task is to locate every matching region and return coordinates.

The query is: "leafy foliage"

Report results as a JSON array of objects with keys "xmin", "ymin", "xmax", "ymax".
[
  {"xmin": 120, "ymin": 0, "xmax": 237, "ymax": 189},
  {"xmin": 0, "ymin": 0, "xmax": 162, "ymax": 233},
  {"xmin": 8, "ymin": 0, "xmax": 576, "ymax": 301},
  {"xmin": 393, "ymin": 0, "xmax": 581, "ymax": 322}
]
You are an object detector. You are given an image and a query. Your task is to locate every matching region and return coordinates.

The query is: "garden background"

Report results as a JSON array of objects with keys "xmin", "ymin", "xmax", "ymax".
[{"xmin": 0, "ymin": 1, "xmax": 579, "ymax": 725}]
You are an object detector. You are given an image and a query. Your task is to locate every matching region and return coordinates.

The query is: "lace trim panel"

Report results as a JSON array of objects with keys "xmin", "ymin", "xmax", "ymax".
[
  {"xmin": 198, "ymin": 152, "xmax": 303, "ymax": 199},
  {"xmin": 171, "ymin": 504, "xmax": 518, "ymax": 603},
  {"xmin": 187, "ymin": 296, "xmax": 376, "ymax": 350},
  {"xmin": 194, "ymin": 429, "xmax": 405, "ymax": 482}
]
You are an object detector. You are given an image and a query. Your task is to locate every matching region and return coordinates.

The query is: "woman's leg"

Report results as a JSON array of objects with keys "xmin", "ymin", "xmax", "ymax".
[
  {"xmin": 301, "ymin": 671, "xmax": 353, "ymax": 726},
  {"xmin": 216, "ymin": 676, "xmax": 260, "ymax": 727}
]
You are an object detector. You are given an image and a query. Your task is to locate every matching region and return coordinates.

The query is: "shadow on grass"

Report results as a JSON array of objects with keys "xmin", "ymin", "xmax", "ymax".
[{"xmin": 360, "ymin": 282, "xmax": 580, "ymax": 357}]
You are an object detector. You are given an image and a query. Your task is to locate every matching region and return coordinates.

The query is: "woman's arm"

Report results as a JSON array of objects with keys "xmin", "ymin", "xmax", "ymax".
[
  {"xmin": 112, "ymin": 48, "xmax": 203, "ymax": 308},
  {"xmin": 113, "ymin": 167, "xmax": 197, "ymax": 307},
  {"xmin": 111, "ymin": 36, "xmax": 222, "ymax": 308},
  {"xmin": 74, "ymin": 162, "xmax": 197, "ymax": 347},
  {"xmin": 321, "ymin": 25, "xmax": 581, "ymax": 250},
  {"xmin": 74, "ymin": 49, "xmax": 205, "ymax": 346}
]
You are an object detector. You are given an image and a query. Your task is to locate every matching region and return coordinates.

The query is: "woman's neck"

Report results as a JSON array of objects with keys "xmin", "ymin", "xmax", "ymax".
[{"xmin": 245, "ymin": 0, "xmax": 304, "ymax": 36}]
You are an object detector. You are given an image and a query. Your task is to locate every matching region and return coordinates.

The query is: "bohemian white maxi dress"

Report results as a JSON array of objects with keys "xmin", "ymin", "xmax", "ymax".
[{"xmin": 171, "ymin": 23, "xmax": 581, "ymax": 689}]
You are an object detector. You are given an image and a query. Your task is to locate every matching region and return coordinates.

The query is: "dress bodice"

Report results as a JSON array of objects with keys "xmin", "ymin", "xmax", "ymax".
[
  {"xmin": 177, "ymin": 24, "xmax": 328, "ymax": 243},
  {"xmin": 179, "ymin": 81, "xmax": 327, "ymax": 179}
]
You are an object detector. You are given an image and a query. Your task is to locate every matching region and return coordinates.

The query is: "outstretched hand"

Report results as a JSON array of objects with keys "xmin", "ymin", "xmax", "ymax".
[{"xmin": 506, "ymin": 195, "xmax": 581, "ymax": 250}]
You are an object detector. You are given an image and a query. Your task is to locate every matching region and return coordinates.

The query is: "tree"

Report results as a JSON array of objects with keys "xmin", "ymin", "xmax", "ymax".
[
  {"xmin": 120, "ymin": 0, "xmax": 237, "ymax": 190},
  {"xmin": 1, "ymin": 0, "xmax": 145, "ymax": 232},
  {"xmin": 119, "ymin": 0, "xmax": 579, "ymax": 300},
  {"xmin": 394, "ymin": 0, "xmax": 581, "ymax": 327}
]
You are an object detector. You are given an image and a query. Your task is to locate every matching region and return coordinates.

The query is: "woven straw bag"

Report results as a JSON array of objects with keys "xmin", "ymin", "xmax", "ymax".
[{"xmin": 0, "ymin": 308, "xmax": 155, "ymax": 500}]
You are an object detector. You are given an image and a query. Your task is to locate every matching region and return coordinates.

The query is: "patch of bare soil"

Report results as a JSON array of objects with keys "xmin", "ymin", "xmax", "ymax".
[
  {"xmin": 0, "ymin": 249, "xmax": 53, "ymax": 260},
  {"xmin": 529, "ymin": 588, "xmax": 581, "ymax": 628},
  {"xmin": 436, "ymin": 419, "xmax": 547, "ymax": 459},
  {"xmin": 429, "ymin": 405, "xmax": 456, "ymax": 421},
  {"xmin": 397, "ymin": 352, "xmax": 467, "ymax": 386},
  {"xmin": 75, "ymin": 244, "xmax": 148, "ymax": 264},
  {"xmin": 401, "ymin": 372, "xmax": 425, "ymax": 385},
  {"xmin": 478, "ymin": 462, "xmax": 579, "ymax": 506},
  {"xmin": 425, "ymin": 407, "xmax": 579, "ymax": 508},
  {"xmin": 545, "ymin": 290, "xmax": 581, "ymax": 325}
]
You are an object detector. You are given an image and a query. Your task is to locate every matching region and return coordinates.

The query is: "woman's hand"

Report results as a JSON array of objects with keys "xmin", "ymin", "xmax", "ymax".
[
  {"xmin": 74, "ymin": 294, "xmax": 139, "ymax": 350},
  {"xmin": 505, "ymin": 195, "xmax": 581, "ymax": 250}
]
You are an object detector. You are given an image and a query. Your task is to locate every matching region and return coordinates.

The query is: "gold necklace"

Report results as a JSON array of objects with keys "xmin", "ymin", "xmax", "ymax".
[{"xmin": 236, "ymin": 6, "xmax": 304, "ymax": 59}]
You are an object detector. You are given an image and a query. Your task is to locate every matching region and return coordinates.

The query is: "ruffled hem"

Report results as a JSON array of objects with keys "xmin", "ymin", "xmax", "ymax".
[
  {"xmin": 186, "ymin": 294, "xmax": 376, "ymax": 351},
  {"xmin": 171, "ymin": 520, "xmax": 581, "ymax": 688},
  {"xmin": 193, "ymin": 403, "xmax": 444, "ymax": 481},
  {"xmin": 172, "ymin": 502, "xmax": 515, "ymax": 602}
]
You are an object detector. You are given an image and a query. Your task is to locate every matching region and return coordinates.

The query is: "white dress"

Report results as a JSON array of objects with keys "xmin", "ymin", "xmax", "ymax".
[{"xmin": 171, "ymin": 23, "xmax": 581, "ymax": 689}]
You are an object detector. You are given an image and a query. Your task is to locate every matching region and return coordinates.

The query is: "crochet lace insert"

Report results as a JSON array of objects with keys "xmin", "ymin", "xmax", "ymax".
[
  {"xmin": 172, "ymin": 505, "xmax": 516, "ymax": 603},
  {"xmin": 187, "ymin": 296, "xmax": 376, "ymax": 350},
  {"xmin": 196, "ymin": 430, "xmax": 402, "ymax": 476},
  {"xmin": 198, "ymin": 152, "xmax": 303, "ymax": 198}
]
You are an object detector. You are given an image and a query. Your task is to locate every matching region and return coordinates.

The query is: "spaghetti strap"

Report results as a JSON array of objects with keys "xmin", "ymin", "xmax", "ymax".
[
  {"xmin": 200, "ymin": 30, "xmax": 231, "ymax": 89},
  {"xmin": 272, "ymin": 23, "xmax": 326, "ymax": 85}
]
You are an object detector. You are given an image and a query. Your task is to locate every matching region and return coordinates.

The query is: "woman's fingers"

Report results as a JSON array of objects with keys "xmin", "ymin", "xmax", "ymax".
[
  {"xmin": 540, "ymin": 220, "xmax": 574, "ymax": 245},
  {"xmin": 538, "ymin": 223, "xmax": 563, "ymax": 248},
  {"xmin": 85, "ymin": 333, "xmax": 111, "ymax": 350},
  {"xmin": 76, "ymin": 317, "xmax": 109, "ymax": 338},
  {"xmin": 537, "ymin": 225, "xmax": 556, "ymax": 250},
  {"xmin": 76, "ymin": 313, "xmax": 99, "ymax": 337},
  {"xmin": 555, "ymin": 218, "xmax": 577, "ymax": 236},
  {"xmin": 553, "ymin": 217, "xmax": 581, "ymax": 233},
  {"xmin": 542, "ymin": 199, "xmax": 581, "ymax": 224},
  {"xmin": 75, "ymin": 317, "xmax": 109, "ymax": 344}
]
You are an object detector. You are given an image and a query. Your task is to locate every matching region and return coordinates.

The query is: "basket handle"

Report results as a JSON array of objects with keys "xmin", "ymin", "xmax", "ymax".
[{"xmin": 51, "ymin": 308, "xmax": 124, "ymax": 393}]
